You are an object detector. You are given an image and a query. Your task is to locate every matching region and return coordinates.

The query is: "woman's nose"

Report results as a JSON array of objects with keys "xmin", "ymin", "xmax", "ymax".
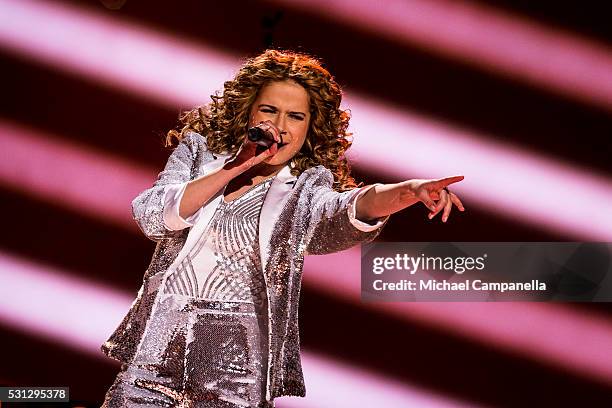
[
  {"xmin": 270, "ymin": 124, "xmax": 285, "ymax": 140},
  {"xmin": 272, "ymin": 115, "xmax": 287, "ymax": 132}
]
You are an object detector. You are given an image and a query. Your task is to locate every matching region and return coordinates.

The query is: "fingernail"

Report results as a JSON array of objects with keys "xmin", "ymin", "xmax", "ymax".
[
  {"xmin": 428, "ymin": 214, "xmax": 433, "ymax": 219},
  {"xmin": 443, "ymin": 216, "xmax": 447, "ymax": 222}
]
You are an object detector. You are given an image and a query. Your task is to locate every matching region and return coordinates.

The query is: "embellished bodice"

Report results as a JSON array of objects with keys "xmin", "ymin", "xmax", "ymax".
[{"xmin": 161, "ymin": 177, "xmax": 275, "ymax": 308}]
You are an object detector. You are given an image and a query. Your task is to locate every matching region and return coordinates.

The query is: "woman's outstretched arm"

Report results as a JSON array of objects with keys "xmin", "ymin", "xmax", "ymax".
[
  {"xmin": 355, "ymin": 176, "xmax": 466, "ymax": 223},
  {"xmin": 303, "ymin": 169, "xmax": 390, "ymax": 256}
]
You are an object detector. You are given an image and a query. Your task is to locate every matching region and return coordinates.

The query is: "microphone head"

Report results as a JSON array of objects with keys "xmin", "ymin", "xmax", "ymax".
[
  {"xmin": 248, "ymin": 126, "xmax": 276, "ymax": 147},
  {"xmin": 247, "ymin": 125, "xmax": 286, "ymax": 149},
  {"xmin": 248, "ymin": 126, "xmax": 266, "ymax": 142}
]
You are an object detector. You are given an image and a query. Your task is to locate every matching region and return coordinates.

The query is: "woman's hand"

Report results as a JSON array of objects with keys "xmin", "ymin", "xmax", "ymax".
[
  {"xmin": 224, "ymin": 120, "xmax": 281, "ymax": 171},
  {"xmin": 402, "ymin": 175, "xmax": 465, "ymax": 222},
  {"xmin": 355, "ymin": 175, "xmax": 465, "ymax": 223}
]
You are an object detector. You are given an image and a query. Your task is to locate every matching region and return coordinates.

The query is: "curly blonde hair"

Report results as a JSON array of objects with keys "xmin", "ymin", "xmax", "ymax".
[{"xmin": 165, "ymin": 48, "xmax": 360, "ymax": 192}]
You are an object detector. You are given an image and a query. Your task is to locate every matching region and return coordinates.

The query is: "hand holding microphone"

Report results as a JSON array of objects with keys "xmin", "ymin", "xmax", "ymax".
[
  {"xmin": 248, "ymin": 121, "xmax": 286, "ymax": 148},
  {"xmin": 225, "ymin": 120, "xmax": 285, "ymax": 170}
]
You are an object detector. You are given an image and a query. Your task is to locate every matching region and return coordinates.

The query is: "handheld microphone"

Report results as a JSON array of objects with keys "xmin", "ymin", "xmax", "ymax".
[{"xmin": 247, "ymin": 125, "xmax": 285, "ymax": 148}]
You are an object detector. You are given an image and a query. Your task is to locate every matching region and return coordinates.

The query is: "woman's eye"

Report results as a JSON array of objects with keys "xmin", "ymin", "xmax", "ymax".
[{"xmin": 260, "ymin": 108, "xmax": 302, "ymax": 120}]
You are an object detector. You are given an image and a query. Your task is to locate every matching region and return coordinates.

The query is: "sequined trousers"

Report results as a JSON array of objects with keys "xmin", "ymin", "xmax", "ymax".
[{"xmin": 102, "ymin": 298, "xmax": 274, "ymax": 408}]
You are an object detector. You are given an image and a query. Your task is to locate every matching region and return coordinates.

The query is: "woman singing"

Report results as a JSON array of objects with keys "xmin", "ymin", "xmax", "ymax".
[{"xmin": 101, "ymin": 48, "xmax": 465, "ymax": 407}]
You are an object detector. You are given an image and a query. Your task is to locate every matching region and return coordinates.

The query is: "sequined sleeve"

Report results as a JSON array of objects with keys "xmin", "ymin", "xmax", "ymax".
[
  {"xmin": 131, "ymin": 133, "xmax": 199, "ymax": 242},
  {"xmin": 304, "ymin": 169, "xmax": 389, "ymax": 255}
]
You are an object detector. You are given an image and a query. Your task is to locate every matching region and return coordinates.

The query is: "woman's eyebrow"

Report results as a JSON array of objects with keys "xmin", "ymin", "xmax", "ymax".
[{"xmin": 258, "ymin": 104, "xmax": 306, "ymax": 116}]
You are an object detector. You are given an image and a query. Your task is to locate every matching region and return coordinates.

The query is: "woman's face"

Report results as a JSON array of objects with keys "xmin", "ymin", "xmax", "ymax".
[{"xmin": 248, "ymin": 79, "xmax": 311, "ymax": 166}]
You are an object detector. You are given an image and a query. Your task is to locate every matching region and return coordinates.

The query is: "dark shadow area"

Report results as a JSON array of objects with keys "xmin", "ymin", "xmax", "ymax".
[{"xmin": 476, "ymin": 0, "xmax": 612, "ymax": 44}]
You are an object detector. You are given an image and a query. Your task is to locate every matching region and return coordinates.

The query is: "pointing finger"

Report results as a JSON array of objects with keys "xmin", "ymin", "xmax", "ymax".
[{"xmin": 434, "ymin": 175, "xmax": 464, "ymax": 188}]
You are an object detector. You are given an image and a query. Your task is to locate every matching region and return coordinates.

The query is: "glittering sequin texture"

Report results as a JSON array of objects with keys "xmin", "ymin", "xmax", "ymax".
[
  {"xmin": 101, "ymin": 131, "xmax": 388, "ymax": 404},
  {"xmin": 162, "ymin": 179, "xmax": 272, "ymax": 306}
]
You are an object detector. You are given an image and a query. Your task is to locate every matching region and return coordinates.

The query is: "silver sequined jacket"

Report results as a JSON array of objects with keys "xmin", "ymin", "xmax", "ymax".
[{"xmin": 100, "ymin": 131, "xmax": 389, "ymax": 399}]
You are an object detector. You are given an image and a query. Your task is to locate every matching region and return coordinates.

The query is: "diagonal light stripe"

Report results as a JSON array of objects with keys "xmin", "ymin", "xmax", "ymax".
[
  {"xmin": 271, "ymin": 0, "xmax": 612, "ymax": 111},
  {"xmin": 0, "ymin": 0, "xmax": 240, "ymax": 107},
  {"xmin": 280, "ymin": 352, "xmax": 480, "ymax": 408},
  {"xmin": 345, "ymin": 95, "xmax": 612, "ymax": 240},
  {"xmin": 0, "ymin": 0, "xmax": 610, "ymax": 239},
  {"xmin": 0, "ymin": 250, "xmax": 481, "ymax": 408},
  {"xmin": 0, "ymin": 250, "xmax": 133, "ymax": 354},
  {"xmin": 0, "ymin": 119, "xmax": 150, "ymax": 232},
  {"xmin": 304, "ymin": 248, "xmax": 612, "ymax": 387}
]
